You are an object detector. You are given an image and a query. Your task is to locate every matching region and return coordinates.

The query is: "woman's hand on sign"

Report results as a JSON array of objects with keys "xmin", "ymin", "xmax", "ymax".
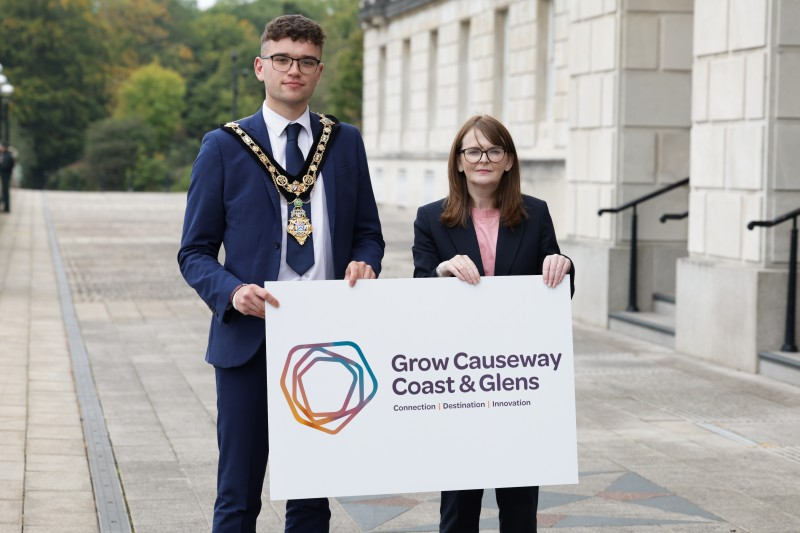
[
  {"xmin": 542, "ymin": 254, "xmax": 571, "ymax": 288},
  {"xmin": 437, "ymin": 255, "xmax": 481, "ymax": 285}
]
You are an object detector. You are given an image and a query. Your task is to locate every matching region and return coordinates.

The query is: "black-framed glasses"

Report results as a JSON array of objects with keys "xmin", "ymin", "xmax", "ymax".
[
  {"xmin": 260, "ymin": 54, "xmax": 321, "ymax": 74},
  {"xmin": 459, "ymin": 147, "xmax": 506, "ymax": 163}
]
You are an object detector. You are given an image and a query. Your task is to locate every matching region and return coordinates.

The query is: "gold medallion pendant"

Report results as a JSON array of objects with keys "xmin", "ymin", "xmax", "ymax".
[{"xmin": 288, "ymin": 200, "xmax": 312, "ymax": 246}]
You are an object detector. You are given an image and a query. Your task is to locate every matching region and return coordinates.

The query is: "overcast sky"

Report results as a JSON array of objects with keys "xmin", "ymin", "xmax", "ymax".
[{"xmin": 196, "ymin": 0, "xmax": 216, "ymax": 9}]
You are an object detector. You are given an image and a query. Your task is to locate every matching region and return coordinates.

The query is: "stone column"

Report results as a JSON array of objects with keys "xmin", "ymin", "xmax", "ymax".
[
  {"xmin": 564, "ymin": 0, "xmax": 693, "ymax": 326},
  {"xmin": 677, "ymin": 0, "xmax": 800, "ymax": 371}
]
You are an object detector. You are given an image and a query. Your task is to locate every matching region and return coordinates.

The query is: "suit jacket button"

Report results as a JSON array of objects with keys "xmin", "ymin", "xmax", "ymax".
[{"xmin": 274, "ymin": 242, "xmax": 280, "ymax": 249}]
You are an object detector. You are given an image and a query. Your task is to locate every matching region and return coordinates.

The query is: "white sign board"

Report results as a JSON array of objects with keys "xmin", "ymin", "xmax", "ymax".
[{"xmin": 264, "ymin": 276, "xmax": 577, "ymax": 500}]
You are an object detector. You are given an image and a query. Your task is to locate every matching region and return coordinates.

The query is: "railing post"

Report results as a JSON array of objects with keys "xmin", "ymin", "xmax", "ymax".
[
  {"xmin": 783, "ymin": 219, "xmax": 798, "ymax": 352},
  {"xmin": 627, "ymin": 205, "xmax": 639, "ymax": 312},
  {"xmin": 598, "ymin": 177, "xmax": 689, "ymax": 313}
]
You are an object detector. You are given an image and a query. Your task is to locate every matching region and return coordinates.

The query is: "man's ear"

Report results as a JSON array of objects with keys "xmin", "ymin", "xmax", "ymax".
[{"xmin": 254, "ymin": 56, "xmax": 265, "ymax": 81}]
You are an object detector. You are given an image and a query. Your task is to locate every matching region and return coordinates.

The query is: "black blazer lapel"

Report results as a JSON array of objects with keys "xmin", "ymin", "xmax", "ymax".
[
  {"xmin": 448, "ymin": 217, "xmax": 486, "ymax": 276},
  {"xmin": 495, "ymin": 220, "xmax": 525, "ymax": 276}
]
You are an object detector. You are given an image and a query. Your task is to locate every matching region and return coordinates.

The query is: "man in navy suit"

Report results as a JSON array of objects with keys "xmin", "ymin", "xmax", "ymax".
[{"xmin": 178, "ymin": 14, "xmax": 384, "ymax": 533}]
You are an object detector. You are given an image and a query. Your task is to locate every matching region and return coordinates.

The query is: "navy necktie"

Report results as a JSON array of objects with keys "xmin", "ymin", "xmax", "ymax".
[{"xmin": 285, "ymin": 123, "xmax": 314, "ymax": 275}]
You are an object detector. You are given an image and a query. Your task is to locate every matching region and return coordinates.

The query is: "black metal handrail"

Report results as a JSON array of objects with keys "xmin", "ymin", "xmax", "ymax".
[
  {"xmin": 660, "ymin": 211, "xmax": 688, "ymax": 223},
  {"xmin": 598, "ymin": 177, "xmax": 690, "ymax": 312},
  {"xmin": 748, "ymin": 207, "xmax": 800, "ymax": 353}
]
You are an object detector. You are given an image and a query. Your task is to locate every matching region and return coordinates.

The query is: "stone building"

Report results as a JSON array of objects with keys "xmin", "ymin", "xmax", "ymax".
[{"xmin": 359, "ymin": 0, "xmax": 800, "ymax": 383}]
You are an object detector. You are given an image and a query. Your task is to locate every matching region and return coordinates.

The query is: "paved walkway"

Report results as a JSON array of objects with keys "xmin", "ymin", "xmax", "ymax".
[{"xmin": 1, "ymin": 188, "xmax": 800, "ymax": 532}]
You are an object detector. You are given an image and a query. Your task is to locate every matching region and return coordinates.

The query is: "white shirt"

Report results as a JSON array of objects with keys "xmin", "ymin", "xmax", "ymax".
[{"xmin": 262, "ymin": 103, "xmax": 334, "ymax": 281}]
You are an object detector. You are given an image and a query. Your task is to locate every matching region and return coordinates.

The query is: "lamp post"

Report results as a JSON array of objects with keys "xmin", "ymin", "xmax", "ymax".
[
  {"xmin": 0, "ymin": 63, "xmax": 4, "ymax": 142},
  {"xmin": 0, "ymin": 63, "xmax": 14, "ymax": 213},
  {"xmin": 0, "ymin": 64, "xmax": 14, "ymax": 147}
]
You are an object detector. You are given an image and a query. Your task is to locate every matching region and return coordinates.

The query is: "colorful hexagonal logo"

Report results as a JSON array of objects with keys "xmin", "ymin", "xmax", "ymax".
[{"xmin": 280, "ymin": 341, "xmax": 378, "ymax": 435}]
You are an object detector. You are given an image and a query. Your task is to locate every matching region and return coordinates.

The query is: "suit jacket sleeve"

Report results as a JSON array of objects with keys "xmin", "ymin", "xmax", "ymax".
[
  {"xmin": 178, "ymin": 130, "xmax": 242, "ymax": 322},
  {"xmin": 412, "ymin": 202, "xmax": 445, "ymax": 278},
  {"xmin": 534, "ymin": 200, "xmax": 576, "ymax": 297}
]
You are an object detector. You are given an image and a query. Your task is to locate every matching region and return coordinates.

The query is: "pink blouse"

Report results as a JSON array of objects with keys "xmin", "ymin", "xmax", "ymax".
[{"xmin": 471, "ymin": 207, "xmax": 500, "ymax": 277}]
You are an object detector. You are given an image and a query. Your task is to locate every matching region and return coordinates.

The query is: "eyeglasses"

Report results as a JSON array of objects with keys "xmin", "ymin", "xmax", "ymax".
[
  {"xmin": 459, "ymin": 147, "xmax": 507, "ymax": 163},
  {"xmin": 260, "ymin": 54, "xmax": 321, "ymax": 74}
]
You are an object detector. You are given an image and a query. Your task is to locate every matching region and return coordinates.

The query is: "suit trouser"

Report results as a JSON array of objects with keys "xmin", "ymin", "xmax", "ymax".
[
  {"xmin": 214, "ymin": 349, "xmax": 330, "ymax": 533},
  {"xmin": 440, "ymin": 486, "xmax": 539, "ymax": 533}
]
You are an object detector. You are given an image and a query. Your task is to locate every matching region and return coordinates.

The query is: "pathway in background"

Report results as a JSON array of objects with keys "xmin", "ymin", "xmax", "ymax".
[{"xmin": 0, "ymin": 192, "xmax": 98, "ymax": 532}]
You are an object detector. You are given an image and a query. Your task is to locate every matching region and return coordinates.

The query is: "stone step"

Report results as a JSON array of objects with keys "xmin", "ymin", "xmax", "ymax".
[
  {"xmin": 609, "ymin": 311, "xmax": 675, "ymax": 349},
  {"xmin": 758, "ymin": 350, "xmax": 800, "ymax": 388},
  {"xmin": 652, "ymin": 292, "xmax": 675, "ymax": 317}
]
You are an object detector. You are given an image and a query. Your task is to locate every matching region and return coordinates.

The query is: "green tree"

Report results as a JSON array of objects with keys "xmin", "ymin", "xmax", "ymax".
[
  {"xmin": 318, "ymin": 0, "xmax": 364, "ymax": 126},
  {"xmin": 214, "ymin": 0, "xmax": 322, "ymax": 35},
  {"xmin": 96, "ymin": 0, "xmax": 172, "ymax": 73},
  {"xmin": 181, "ymin": 12, "xmax": 260, "ymax": 136},
  {"xmin": 127, "ymin": 150, "xmax": 168, "ymax": 192},
  {"xmin": 0, "ymin": 0, "xmax": 110, "ymax": 188},
  {"xmin": 115, "ymin": 61, "xmax": 186, "ymax": 147},
  {"xmin": 83, "ymin": 117, "xmax": 156, "ymax": 190},
  {"xmin": 325, "ymin": 27, "xmax": 363, "ymax": 127}
]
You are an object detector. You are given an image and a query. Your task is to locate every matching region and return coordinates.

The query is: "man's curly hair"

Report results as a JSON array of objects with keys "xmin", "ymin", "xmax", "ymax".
[{"xmin": 261, "ymin": 15, "xmax": 326, "ymax": 52}]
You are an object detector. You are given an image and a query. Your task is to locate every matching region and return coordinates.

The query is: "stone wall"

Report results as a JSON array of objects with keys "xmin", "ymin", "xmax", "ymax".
[
  {"xmin": 362, "ymin": 0, "xmax": 571, "ymax": 220},
  {"xmin": 677, "ymin": 0, "xmax": 800, "ymax": 370}
]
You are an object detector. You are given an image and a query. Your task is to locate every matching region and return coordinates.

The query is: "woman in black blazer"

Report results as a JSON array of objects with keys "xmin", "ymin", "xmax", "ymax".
[{"xmin": 412, "ymin": 115, "xmax": 574, "ymax": 533}]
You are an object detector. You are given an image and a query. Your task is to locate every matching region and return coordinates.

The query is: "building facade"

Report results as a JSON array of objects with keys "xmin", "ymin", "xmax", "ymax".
[{"xmin": 359, "ymin": 0, "xmax": 800, "ymax": 378}]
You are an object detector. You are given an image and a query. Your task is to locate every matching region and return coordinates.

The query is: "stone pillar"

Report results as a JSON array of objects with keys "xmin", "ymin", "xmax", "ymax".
[
  {"xmin": 677, "ymin": 0, "xmax": 800, "ymax": 371},
  {"xmin": 564, "ymin": 0, "xmax": 693, "ymax": 326}
]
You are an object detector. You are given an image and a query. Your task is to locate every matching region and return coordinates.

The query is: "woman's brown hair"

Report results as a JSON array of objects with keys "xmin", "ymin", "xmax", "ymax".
[{"xmin": 440, "ymin": 115, "xmax": 527, "ymax": 228}]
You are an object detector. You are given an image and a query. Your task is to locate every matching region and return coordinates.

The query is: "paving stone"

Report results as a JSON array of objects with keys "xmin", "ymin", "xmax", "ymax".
[
  {"xmin": 24, "ymin": 470, "xmax": 93, "ymax": 491},
  {"xmin": 0, "ymin": 432, "xmax": 24, "ymax": 447},
  {"xmin": 22, "ymin": 512, "xmax": 99, "ymax": 529},
  {"xmin": 0, "ymin": 406, "xmax": 24, "ymax": 419},
  {"xmin": 0, "ymin": 463, "xmax": 23, "ymax": 482},
  {"xmin": 25, "ymin": 454, "xmax": 89, "ymax": 473},
  {"xmin": 113, "ymin": 444, "xmax": 177, "ymax": 463},
  {"xmin": 134, "ymin": 524, "xmax": 209, "ymax": 533},
  {"xmin": 25, "ymin": 438, "xmax": 86, "ymax": 457},
  {"xmin": 106, "ymin": 423, "xmax": 169, "ymax": 447},
  {"xmin": 0, "ymin": 481, "xmax": 22, "ymax": 500},
  {"xmin": 26, "ymin": 412, "xmax": 81, "ymax": 427},
  {"xmin": 126, "ymin": 498, "xmax": 207, "ymax": 527},
  {"xmin": 25, "ymin": 424, "xmax": 83, "ymax": 441},
  {"xmin": 24, "ymin": 524, "xmax": 100, "ymax": 533},
  {"xmin": 169, "ymin": 437, "xmax": 219, "ymax": 464},
  {"xmin": 74, "ymin": 302, "xmax": 110, "ymax": 322},
  {"xmin": 0, "ymin": 446, "xmax": 23, "ymax": 463},
  {"xmin": 121, "ymin": 476, "xmax": 195, "ymax": 502},
  {"xmin": 27, "ymin": 379, "xmax": 76, "ymax": 393},
  {"xmin": 0, "ymin": 503, "xmax": 21, "ymax": 528}
]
